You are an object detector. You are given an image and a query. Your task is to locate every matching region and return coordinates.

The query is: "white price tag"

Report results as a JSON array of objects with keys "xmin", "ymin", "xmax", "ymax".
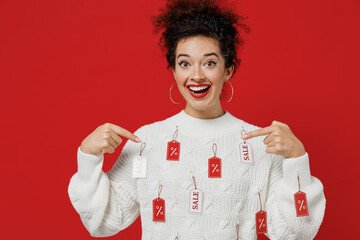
[
  {"xmin": 189, "ymin": 188, "xmax": 203, "ymax": 213},
  {"xmin": 239, "ymin": 142, "xmax": 254, "ymax": 164},
  {"xmin": 132, "ymin": 155, "xmax": 147, "ymax": 178}
]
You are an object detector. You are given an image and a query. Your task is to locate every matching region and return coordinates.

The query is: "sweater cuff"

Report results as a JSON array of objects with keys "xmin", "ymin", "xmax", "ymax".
[
  {"xmin": 77, "ymin": 146, "xmax": 104, "ymax": 180},
  {"xmin": 282, "ymin": 152, "xmax": 312, "ymax": 189}
]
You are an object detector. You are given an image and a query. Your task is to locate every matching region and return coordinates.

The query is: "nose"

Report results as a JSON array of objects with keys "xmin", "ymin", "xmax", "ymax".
[{"xmin": 190, "ymin": 65, "xmax": 205, "ymax": 82}]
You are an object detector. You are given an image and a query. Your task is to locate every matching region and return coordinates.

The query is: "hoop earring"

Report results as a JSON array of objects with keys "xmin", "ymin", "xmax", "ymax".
[
  {"xmin": 169, "ymin": 82, "xmax": 184, "ymax": 104},
  {"xmin": 220, "ymin": 80, "xmax": 234, "ymax": 102}
]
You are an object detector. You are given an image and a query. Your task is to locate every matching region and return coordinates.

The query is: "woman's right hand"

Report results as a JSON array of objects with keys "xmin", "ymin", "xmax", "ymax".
[{"xmin": 80, "ymin": 123, "xmax": 142, "ymax": 156}]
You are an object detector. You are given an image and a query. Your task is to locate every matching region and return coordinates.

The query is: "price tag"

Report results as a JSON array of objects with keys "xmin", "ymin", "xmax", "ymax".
[
  {"xmin": 240, "ymin": 129, "xmax": 254, "ymax": 164},
  {"xmin": 208, "ymin": 157, "xmax": 221, "ymax": 178},
  {"xmin": 208, "ymin": 142, "xmax": 221, "ymax": 178},
  {"xmin": 153, "ymin": 198, "xmax": 165, "ymax": 222},
  {"xmin": 189, "ymin": 188, "xmax": 203, "ymax": 213},
  {"xmin": 255, "ymin": 210, "xmax": 267, "ymax": 234},
  {"xmin": 256, "ymin": 189, "xmax": 267, "ymax": 234},
  {"xmin": 294, "ymin": 191, "xmax": 309, "ymax": 217},
  {"xmin": 132, "ymin": 155, "xmax": 147, "ymax": 178},
  {"xmin": 167, "ymin": 140, "xmax": 180, "ymax": 161},
  {"xmin": 167, "ymin": 127, "xmax": 180, "ymax": 161},
  {"xmin": 239, "ymin": 142, "xmax": 254, "ymax": 164},
  {"xmin": 132, "ymin": 142, "xmax": 147, "ymax": 179},
  {"xmin": 294, "ymin": 171, "xmax": 309, "ymax": 217},
  {"xmin": 189, "ymin": 175, "xmax": 203, "ymax": 213},
  {"xmin": 153, "ymin": 184, "xmax": 165, "ymax": 222}
]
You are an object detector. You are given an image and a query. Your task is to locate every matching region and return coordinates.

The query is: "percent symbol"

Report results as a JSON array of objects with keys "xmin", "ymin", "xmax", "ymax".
[
  {"xmin": 258, "ymin": 218, "xmax": 265, "ymax": 228},
  {"xmin": 156, "ymin": 206, "xmax": 163, "ymax": 216},
  {"xmin": 299, "ymin": 200, "xmax": 306, "ymax": 210},
  {"xmin": 212, "ymin": 164, "xmax": 219, "ymax": 173},
  {"xmin": 170, "ymin": 148, "xmax": 177, "ymax": 156}
]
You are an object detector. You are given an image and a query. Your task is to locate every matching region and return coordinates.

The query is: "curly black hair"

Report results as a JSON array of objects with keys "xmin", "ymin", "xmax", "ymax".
[{"xmin": 151, "ymin": 0, "xmax": 250, "ymax": 75}]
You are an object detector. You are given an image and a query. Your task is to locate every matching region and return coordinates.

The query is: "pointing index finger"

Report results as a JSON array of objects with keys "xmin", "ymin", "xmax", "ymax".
[
  {"xmin": 109, "ymin": 124, "xmax": 141, "ymax": 143},
  {"xmin": 241, "ymin": 126, "xmax": 274, "ymax": 139}
]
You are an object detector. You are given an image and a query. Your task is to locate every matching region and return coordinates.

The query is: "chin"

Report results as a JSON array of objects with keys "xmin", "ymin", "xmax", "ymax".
[{"xmin": 186, "ymin": 98, "xmax": 216, "ymax": 112}]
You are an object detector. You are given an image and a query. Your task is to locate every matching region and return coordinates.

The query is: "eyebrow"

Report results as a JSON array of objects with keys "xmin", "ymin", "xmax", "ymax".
[{"xmin": 177, "ymin": 52, "xmax": 219, "ymax": 59}]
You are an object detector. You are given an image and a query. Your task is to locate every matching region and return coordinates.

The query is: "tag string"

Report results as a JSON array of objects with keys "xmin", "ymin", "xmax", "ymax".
[
  {"xmin": 236, "ymin": 224, "xmax": 240, "ymax": 239},
  {"xmin": 158, "ymin": 184, "xmax": 163, "ymax": 199},
  {"xmin": 192, "ymin": 176, "xmax": 197, "ymax": 189},
  {"xmin": 297, "ymin": 171, "xmax": 301, "ymax": 192},
  {"xmin": 258, "ymin": 190, "xmax": 262, "ymax": 212},
  {"xmin": 212, "ymin": 143, "xmax": 217, "ymax": 158},
  {"xmin": 139, "ymin": 142, "xmax": 146, "ymax": 156},
  {"xmin": 172, "ymin": 127, "xmax": 178, "ymax": 141},
  {"xmin": 241, "ymin": 129, "xmax": 247, "ymax": 143}
]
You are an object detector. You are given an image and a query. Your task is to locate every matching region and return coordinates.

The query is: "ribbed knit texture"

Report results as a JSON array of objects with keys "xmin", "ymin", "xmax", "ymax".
[{"xmin": 68, "ymin": 110, "xmax": 326, "ymax": 239}]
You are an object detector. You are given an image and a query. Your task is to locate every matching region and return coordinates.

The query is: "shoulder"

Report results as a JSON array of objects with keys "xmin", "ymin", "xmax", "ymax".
[
  {"xmin": 227, "ymin": 111, "xmax": 263, "ymax": 132},
  {"xmin": 229, "ymin": 113, "xmax": 267, "ymax": 151}
]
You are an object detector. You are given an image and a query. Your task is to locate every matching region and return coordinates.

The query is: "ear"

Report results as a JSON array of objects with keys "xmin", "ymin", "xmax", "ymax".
[{"xmin": 224, "ymin": 65, "xmax": 234, "ymax": 82}]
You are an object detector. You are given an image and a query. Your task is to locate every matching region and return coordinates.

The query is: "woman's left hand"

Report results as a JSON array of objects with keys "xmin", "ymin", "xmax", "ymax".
[{"xmin": 241, "ymin": 120, "xmax": 306, "ymax": 158}]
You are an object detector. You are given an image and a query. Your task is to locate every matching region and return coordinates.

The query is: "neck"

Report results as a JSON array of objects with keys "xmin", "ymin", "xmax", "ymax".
[
  {"xmin": 164, "ymin": 109, "xmax": 243, "ymax": 138},
  {"xmin": 184, "ymin": 102, "xmax": 224, "ymax": 119}
]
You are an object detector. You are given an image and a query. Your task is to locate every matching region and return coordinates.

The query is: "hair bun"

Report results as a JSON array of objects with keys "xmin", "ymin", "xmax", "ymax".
[{"xmin": 151, "ymin": 0, "xmax": 251, "ymax": 74}]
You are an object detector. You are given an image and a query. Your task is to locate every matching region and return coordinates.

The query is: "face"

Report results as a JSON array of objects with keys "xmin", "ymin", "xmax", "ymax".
[{"xmin": 172, "ymin": 35, "xmax": 234, "ymax": 115}]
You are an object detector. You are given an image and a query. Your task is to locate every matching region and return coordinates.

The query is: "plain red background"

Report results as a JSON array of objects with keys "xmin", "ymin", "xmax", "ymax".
[{"xmin": 1, "ymin": 0, "xmax": 359, "ymax": 239}]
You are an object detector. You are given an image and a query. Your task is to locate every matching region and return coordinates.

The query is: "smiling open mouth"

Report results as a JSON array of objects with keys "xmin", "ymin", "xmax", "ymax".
[
  {"xmin": 189, "ymin": 85, "xmax": 210, "ymax": 94},
  {"xmin": 187, "ymin": 84, "xmax": 211, "ymax": 98}
]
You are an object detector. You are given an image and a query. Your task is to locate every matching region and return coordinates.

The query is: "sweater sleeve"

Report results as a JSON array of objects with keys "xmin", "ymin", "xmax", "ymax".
[
  {"xmin": 67, "ymin": 128, "xmax": 143, "ymax": 237},
  {"xmin": 264, "ymin": 152, "xmax": 326, "ymax": 239}
]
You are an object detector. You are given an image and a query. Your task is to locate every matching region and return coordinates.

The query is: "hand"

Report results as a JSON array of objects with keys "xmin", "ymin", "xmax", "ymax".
[
  {"xmin": 241, "ymin": 121, "xmax": 306, "ymax": 158},
  {"xmin": 80, "ymin": 123, "xmax": 141, "ymax": 156}
]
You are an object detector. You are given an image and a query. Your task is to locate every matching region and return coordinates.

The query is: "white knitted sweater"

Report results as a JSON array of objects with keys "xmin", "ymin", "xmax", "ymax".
[{"xmin": 68, "ymin": 110, "xmax": 326, "ymax": 239}]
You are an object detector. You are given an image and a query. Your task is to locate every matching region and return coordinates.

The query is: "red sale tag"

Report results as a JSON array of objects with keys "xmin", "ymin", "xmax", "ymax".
[
  {"xmin": 167, "ymin": 140, "xmax": 180, "ymax": 161},
  {"xmin": 153, "ymin": 197, "xmax": 165, "ymax": 222},
  {"xmin": 294, "ymin": 191, "xmax": 309, "ymax": 217},
  {"xmin": 294, "ymin": 171, "xmax": 309, "ymax": 217},
  {"xmin": 256, "ymin": 190, "xmax": 267, "ymax": 234},
  {"xmin": 255, "ymin": 210, "xmax": 267, "ymax": 234},
  {"xmin": 208, "ymin": 157, "xmax": 221, "ymax": 178}
]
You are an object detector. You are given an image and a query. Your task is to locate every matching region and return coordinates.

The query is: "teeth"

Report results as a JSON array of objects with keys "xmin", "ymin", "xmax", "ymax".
[{"xmin": 189, "ymin": 85, "xmax": 210, "ymax": 91}]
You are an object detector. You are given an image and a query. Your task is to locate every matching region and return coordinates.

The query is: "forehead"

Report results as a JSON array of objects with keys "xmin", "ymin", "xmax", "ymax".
[{"xmin": 175, "ymin": 35, "xmax": 221, "ymax": 56}]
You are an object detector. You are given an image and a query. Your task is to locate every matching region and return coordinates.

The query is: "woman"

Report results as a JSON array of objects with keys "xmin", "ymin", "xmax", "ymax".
[{"xmin": 68, "ymin": 0, "xmax": 326, "ymax": 239}]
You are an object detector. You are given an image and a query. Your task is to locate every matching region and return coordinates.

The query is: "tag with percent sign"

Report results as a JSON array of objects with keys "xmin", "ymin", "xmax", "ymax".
[
  {"xmin": 208, "ymin": 142, "xmax": 221, "ymax": 178},
  {"xmin": 255, "ymin": 210, "xmax": 267, "ymax": 234},
  {"xmin": 294, "ymin": 171, "xmax": 309, "ymax": 217},
  {"xmin": 167, "ymin": 127, "xmax": 180, "ymax": 161},
  {"xmin": 240, "ymin": 129, "xmax": 254, "ymax": 164},
  {"xmin": 294, "ymin": 191, "xmax": 309, "ymax": 217},
  {"xmin": 167, "ymin": 140, "xmax": 180, "ymax": 161},
  {"xmin": 153, "ymin": 184, "xmax": 165, "ymax": 222},
  {"xmin": 153, "ymin": 198, "xmax": 165, "ymax": 222},
  {"xmin": 208, "ymin": 157, "xmax": 221, "ymax": 178},
  {"xmin": 256, "ymin": 190, "xmax": 267, "ymax": 234}
]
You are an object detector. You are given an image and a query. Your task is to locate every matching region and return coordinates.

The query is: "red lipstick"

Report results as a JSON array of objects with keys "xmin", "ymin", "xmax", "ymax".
[{"xmin": 186, "ymin": 84, "xmax": 211, "ymax": 99}]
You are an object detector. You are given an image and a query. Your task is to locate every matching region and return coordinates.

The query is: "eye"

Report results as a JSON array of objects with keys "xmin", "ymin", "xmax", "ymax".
[
  {"xmin": 178, "ymin": 61, "xmax": 190, "ymax": 68},
  {"xmin": 205, "ymin": 61, "xmax": 217, "ymax": 67}
]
